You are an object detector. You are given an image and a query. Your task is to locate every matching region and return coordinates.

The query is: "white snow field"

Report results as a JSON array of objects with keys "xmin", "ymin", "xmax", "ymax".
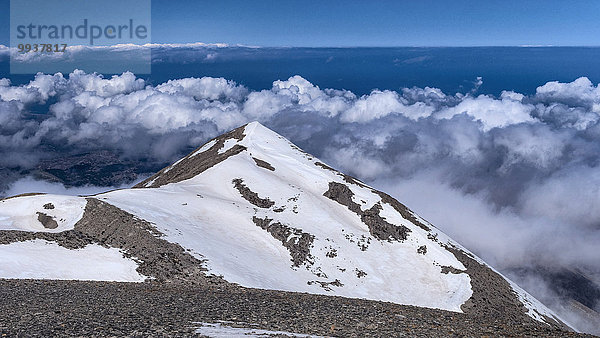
[
  {"xmin": 194, "ymin": 321, "xmax": 327, "ymax": 337},
  {"xmin": 0, "ymin": 190, "xmax": 144, "ymax": 282},
  {"xmin": 0, "ymin": 194, "xmax": 87, "ymax": 232},
  {"xmin": 0, "ymin": 239, "xmax": 145, "ymax": 282}
]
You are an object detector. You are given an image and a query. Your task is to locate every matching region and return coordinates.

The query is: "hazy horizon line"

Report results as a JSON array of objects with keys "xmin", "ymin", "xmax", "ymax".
[{"xmin": 2, "ymin": 42, "xmax": 600, "ymax": 49}]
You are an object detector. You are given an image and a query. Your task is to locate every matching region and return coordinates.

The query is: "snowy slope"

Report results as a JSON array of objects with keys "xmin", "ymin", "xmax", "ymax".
[
  {"xmin": 0, "ymin": 194, "xmax": 86, "ymax": 232},
  {"xmin": 99, "ymin": 123, "xmax": 472, "ymax": 311},
  {"xmin": 0, "ymin": 195, "xmax": 145, "ymax": 282}
]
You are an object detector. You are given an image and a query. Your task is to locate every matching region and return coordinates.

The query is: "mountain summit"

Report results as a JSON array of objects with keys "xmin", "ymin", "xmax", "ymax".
[{"xmin": 0, "ymin": 122, "xmax": 572, "ymax": 333}]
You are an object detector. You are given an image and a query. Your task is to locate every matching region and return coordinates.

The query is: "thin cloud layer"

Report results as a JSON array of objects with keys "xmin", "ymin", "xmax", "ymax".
[
  {"xmin": 4, "ymin": 176, "xmax": 136, "ymax": 197},
  {"xmin": 1, "ymin": 70, "xmax": 599, "ymax": 332}
]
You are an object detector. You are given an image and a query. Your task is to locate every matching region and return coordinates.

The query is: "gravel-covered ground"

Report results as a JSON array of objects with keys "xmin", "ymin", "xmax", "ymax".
[{"xmin": 0, "ymin": 279, "xmax": 594, "ymax": 337}]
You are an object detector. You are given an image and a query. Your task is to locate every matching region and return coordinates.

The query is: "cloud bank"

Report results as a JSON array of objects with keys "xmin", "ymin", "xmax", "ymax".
[{"xmin": 1, "ymin": 70, "xmax": 599, "ymax": 332}]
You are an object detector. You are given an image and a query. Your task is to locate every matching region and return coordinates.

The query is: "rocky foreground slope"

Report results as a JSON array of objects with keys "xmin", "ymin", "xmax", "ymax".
[{"xmin": 0, "ymin": 122, "xmax": 591, "ymax": 336}]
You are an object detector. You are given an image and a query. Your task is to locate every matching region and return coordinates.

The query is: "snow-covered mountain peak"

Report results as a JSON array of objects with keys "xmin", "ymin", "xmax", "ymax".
[
  {"xmin": 242, "ymin": 120, "xmax": 270, "ymax": 137},
  {"xmin": 0, "ymin": 122, "xmax": 570, "ymax": 330},
  {"xmin": 136, "ymin": 121, "xmax": 317, "ymax": 189}
]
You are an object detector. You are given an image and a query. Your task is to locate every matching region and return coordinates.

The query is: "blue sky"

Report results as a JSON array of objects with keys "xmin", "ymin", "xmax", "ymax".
[{"xmin": 1, "ymin": 0, "xmax": 599, "ymax": 47}]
